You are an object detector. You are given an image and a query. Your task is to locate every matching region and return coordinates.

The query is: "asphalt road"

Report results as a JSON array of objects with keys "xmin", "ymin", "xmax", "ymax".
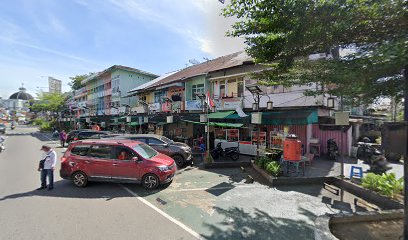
[{"xmin": 0, "ymin": 126, "xmax": 197, "ymax": 240}]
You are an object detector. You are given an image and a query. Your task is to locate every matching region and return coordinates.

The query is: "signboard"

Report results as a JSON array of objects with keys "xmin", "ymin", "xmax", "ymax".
[
  {"xmin": 148, "ymin": 103, "xmax": 160, "ymax": 112},
  {"xmin": 131, "ymin": 106, "xmax": 145, "ymax": 114},
  {"xmin": 223, "ymin": 99, "xmax": 242, "ymax": 110},
  {"xmin": 251, "ymin": 131, "xmax": 266, "ymax": 146},
  {"xmin": 167, "ymin": 116, "xmax": 173, "ymax": 123},
  {"xmin": 251, "ymin": 112, "xmax": 262, "ymax": 124},
  {"xmin": 143, "ymin": 116, "xmax": 149, "ymax": 123},
  {"xmin": 200, "ymin": 114, "xmax": 207, "ymax": 123},
  {"xmin": 215, "ymin": 129, "xmax": 226, "ymax": 140},
  {"xmin": 227, "ymin": 129, "xmax": 239, "ymax": 142},
  {"xmin": 335, "ymin": 112, "xmax": 350, "ymax": 126},
  {"xmin": 185, "ymin": 100, "xmax": 202, "ymax": 111},
  {"xmin": 48, "ymin": 77, "xmax": 62, "ymax": 93}
]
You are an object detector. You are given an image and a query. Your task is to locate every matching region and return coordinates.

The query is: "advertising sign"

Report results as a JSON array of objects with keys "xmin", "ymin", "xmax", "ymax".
[
  {"xmin": 148, "ymin": 103, "xmax": 160, "ymax": 112},
  {"xmin": 48, "ymin": 77, "xmax": 62, "ymax": 93},
  {"xmin": 185, "ymin": 100, "xmax": 202, "ymax": 111},
  {"xmin": 223, "ymin": 99, "xmax": 242, "ymax": 110},
  {"xmin": 227, "ymin": 129, "xmax": 239, "ymax": 142},
  {"xmin": 251, "ymin": 131, "xmax": 266, "ymax": 146}
]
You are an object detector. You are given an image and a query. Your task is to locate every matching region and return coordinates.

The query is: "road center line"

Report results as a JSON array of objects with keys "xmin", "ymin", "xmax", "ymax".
[{"xmin": 119, "ymin": 184, "xmax": 204, "ymax": 240}]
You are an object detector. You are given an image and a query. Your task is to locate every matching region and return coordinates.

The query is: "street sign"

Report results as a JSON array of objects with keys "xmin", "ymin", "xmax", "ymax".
[{"xmin": 200, "ymin": 114, "xmax": 207, "ymax": 123}]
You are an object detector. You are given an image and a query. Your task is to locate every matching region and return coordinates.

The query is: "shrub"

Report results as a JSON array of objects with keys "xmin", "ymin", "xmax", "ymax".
[
  {"xmin": 362, "ymin": 172, "xmax": 403, "ymax": 199},
  {"xmin": 362, "ymin": 173, "xmax": 381, "ymax": 191},
  {"xmin": 255, "ymin": 156, "xmax": 270, "ymax": 169},
  {"xmin": 266, "ymin": 161, "xmax": 281, "ymax": 177}
]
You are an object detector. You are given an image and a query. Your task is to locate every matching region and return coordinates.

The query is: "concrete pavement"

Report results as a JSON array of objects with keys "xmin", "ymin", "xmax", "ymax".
[{"xmin": 0, "ymin": 126, "xmax": 197, "ymax": 240}]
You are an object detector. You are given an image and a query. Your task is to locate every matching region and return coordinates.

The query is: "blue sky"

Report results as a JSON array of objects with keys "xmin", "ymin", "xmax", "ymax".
[{"xmin": 0, "ymin": 0, "xmax": 244, "ymax": 98}]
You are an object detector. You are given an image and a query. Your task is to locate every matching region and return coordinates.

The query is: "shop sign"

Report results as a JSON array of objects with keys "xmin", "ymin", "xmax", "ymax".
[
  {"xmin": 251, "ymin": 112, "xmax": 262, "ymax": 124},
  {"xmin": 185, "ymin": 100, "xmax": 203, "ymax": 111},
  {"xmin": 223, "ymin": 98, "xmax": 242, "ymax": 110},
  {"xmin": 227, "ymin": 129, "xmax": 239, "ymax": 142}
]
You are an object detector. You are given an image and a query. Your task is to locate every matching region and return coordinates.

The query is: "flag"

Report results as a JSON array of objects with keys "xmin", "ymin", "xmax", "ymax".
[{"xmin": 206, "ymin": 91, "xmax": 215, "ymax": 109}]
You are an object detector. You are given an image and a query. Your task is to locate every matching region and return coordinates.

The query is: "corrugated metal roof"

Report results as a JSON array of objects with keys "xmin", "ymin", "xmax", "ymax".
[
  {"xmin": 82, "ymin": 65, "xmax": 159, "ymax": 84},
  {"xmin": 127, "ymin": 71, "xmax": 179, "ymax": 94},
  {"xmin": 147, "ymin": 51, "xmax": 253, "ymax": 89}
]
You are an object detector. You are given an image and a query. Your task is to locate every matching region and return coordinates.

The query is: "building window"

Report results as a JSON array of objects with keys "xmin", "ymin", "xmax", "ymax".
[
  {"xmin": 237, "ymin": 79, "xmax": 244, "ymax": 97},
  {"xmin": 219, "ymin": 81, "xmax": 226, "ymax": 98},
  {"xmin": 154, "ymin": 91, "xmax": 164, "ymax": 103},
  {"xmin": 192, "ymin": 84, "xmax": 204, "ymax": 100}
]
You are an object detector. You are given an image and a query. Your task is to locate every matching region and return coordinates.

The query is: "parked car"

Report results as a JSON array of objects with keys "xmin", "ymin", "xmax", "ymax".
[
  {"xmin": 60, "ymin": 139, "xmax": 176, "ymax": 189},
  {"xmin": 66, "ymin": 130, "xmax": 111, "ymax": 143},
  {"xmin": 0, "ymin": 123, "xmax": 6, "ymax": 134},
  {"xmin": 110, "ymin": 134, "xmax": 192, "ymax": 168}
]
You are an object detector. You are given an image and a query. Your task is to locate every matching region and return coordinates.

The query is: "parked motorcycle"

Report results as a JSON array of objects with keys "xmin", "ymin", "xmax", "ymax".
[
  {"xmin": 327, "ymin": 138, "xmax": 339, "ymax": 160},
  {"xmin": 0, "ymin": 136, "xmax": 5, "ymax": 153},
  {"xmin": 211, "ymin": 142, "xmax": 240, "ymax": 161},
  {"xmin": 356, "ymin": 138, "xmax": 391, "ymax": 175},
  {"xmin": 10, "ymin": 124, "xmax": 15, "ymax": 130},
  {"xmin": 356, "ymin": 142, "xmax": 385, "ymax": 164},
  {"xmin": 367, "ymin": 155, "xmax": 392, "ymax": 175}
]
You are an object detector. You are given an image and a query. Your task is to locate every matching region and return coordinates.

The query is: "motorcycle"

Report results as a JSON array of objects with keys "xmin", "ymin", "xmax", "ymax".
[
  {"xmin": 10, "ymin": 124, "xmax": 15, "ymax": 130},
  {"xmin": 356, "ymin": 140, "xmax": 391, "ymax": 175},
  {"xmin": 0, "ymin": 136, "xmax": 5, "ymax": 153},
  {"xmin": 327, "ymin": 138, "xmax": 339, "ymax": 160},
  {"xmin": 211, "ymin": 142, "xmax": 240, "ymax": 161},
  {"xmin": 367, "ymin": 155, "xmax": 392, "ymax": 175}
]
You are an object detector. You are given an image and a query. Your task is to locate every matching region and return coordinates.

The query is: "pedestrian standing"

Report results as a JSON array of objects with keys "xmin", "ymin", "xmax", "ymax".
[
  {"xmin": 59, "ymin": 130, "xmax": 67, "ymax": 147},
  {"xmin": 37, "ymin": 145, "xmax": 57, "ymax": 191}
]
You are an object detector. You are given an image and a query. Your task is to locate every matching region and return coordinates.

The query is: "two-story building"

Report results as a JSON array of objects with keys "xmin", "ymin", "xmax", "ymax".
[
  {"xmin": 72, "ymin": 65, "xmax": 158, "ymax": 127},
  {"xmin": 126, "ymin": 51, "xmax": 352, "ymax": 156}
]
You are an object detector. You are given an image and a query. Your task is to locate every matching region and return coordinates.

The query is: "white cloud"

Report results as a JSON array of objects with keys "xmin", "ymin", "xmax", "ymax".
[{"xmin": 108, "ymin": 0, "xmax": 245, "ymax": 58}]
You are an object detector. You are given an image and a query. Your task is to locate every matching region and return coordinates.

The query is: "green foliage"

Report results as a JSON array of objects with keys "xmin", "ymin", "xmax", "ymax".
[
  {"xmin": 69, "ymin": 73, "xmax": 93, "ymax": 90},
  {"xmin": 362, "ymin": 173, "xmax": 403, "ymax": 199},
  {"xmin": 362, "ymin": 173, "xmax": 381, "ymax": 191},
  {"xmin": 265, "ymin": 161, "xmax": 281, "ymax": 177},
  {"xmin": 255, "ymin": 156, "xmax": 271, "ymax": 169},
  {"xmin": 223, "ymin": 0, "xmax": 408, "ymax": 105},
  {"xmin": 31, "ymin": 92, "xmax": 66, "ymax": 114}
]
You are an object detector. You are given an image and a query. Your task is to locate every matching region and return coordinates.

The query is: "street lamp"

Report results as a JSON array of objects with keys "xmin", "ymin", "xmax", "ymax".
[
  {"xmin": 327, "ymin": 96, "xmax": 335, "ymax": 109},
  {"xmin": 246, "ymin": 84, "xmax": 263, "ymax": 159},
  {"xmin": 267, "ymin": 101, "xmax": 274, "ymax": 110}
]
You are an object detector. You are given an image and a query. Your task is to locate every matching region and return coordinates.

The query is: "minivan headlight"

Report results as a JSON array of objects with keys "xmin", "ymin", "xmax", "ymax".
[{"xmin": 157, "ymin": 165, "xmax": 170, "ymax": 172}]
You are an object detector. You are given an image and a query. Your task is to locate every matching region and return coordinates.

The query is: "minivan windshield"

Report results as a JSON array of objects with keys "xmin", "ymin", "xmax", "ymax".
[
  {"xmin": 133, "ymin": 143, "xmax": 158, "ymax": 159},
  {"xmin": 160, "ymin": 136, "xmax": 174, "ymax": 144}
]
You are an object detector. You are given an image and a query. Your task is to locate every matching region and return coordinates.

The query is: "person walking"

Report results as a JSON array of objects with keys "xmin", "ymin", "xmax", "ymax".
[
  {"xmin": 37, "ymin": 145, "xmax": 57, "ymax": 191},
  {"xmin": 59, "ymin": 130, "xmax": 67, "ymax": 147}
]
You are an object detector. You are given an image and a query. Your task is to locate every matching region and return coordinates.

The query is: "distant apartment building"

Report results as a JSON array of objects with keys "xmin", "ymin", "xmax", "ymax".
[{"xmin": 73, "ymin": 65, "xmax": 158, "ymax": 118}]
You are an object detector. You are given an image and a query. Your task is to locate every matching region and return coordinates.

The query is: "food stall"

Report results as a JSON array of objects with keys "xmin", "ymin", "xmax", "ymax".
[{"xmin": 214, "ymin": 128, "xmax": 266, "ymax": 156}]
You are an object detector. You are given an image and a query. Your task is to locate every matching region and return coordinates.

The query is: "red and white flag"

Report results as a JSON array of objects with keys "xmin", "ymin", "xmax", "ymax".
[{"xmin": 206, "ymin": 91, "xmax": 215, "ymax": 109}]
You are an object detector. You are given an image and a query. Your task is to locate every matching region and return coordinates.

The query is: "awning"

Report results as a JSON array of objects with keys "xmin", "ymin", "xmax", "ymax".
[
  {"xmin": 262, "ymin": 110, "xmax": 318, "ymax": 125},
  {"xmin": 225, "ymin": 113, "xmax": 250, "ymax": 119},
  {"xmin": 181, "ymin": 120, "xmax": 243, "ymax": 128},
  {"xmin": 109, "ymin": 122, "xmax": 122, "ymax": 126},
  {"xmin": 156, "ymin": 122, "xmax": 169, "ymax": 126},
  {"xmin": 127, "ymin": 122, "xmax": 143, "ymax": 126},
  {"xmin": 208, "ymin": 111, "xmax": 235, "ymax": 119}
]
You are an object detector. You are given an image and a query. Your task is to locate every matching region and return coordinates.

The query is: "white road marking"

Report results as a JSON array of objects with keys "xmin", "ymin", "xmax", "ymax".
[{"xmin": 119, "ymin": 184, "xmax": 204, "ymax": 240}]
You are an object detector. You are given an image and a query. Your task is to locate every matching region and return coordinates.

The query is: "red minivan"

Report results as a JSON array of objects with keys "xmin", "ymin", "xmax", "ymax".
[{"xmin": 60, "ymin": 139, "xmax": 176, "ymax": 189}]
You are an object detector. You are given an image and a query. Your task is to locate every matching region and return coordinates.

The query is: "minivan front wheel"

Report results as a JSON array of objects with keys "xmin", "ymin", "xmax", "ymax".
[
  {"xmin": 172, "ymin": 154, "xmax": 185, "ymax": 168},
  {"xmin": 72, "ymin": 171, "xmax": 88, "ymax": 187},
  {"xmin": 142, "ymin": 174, "xmax": 159, "ymax": 190}
]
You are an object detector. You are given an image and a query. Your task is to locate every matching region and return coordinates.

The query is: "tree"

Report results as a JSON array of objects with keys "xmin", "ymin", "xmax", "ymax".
[
  {"xmin": 68, "ymin": 73, "xmax": 93, "ymax": 90},
  {"xmin": 31, "ymin": 92, "xmax": 66, "ymax": 116},
  {"xmin": 223, "ymin": 0, "xmax": 408, "ymax": 105}
]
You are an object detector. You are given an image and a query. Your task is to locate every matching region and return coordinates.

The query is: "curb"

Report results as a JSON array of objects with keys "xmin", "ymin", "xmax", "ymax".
[{"xmin": 314, "ymin": 209, "xmax": 404, "ymax": 240}]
